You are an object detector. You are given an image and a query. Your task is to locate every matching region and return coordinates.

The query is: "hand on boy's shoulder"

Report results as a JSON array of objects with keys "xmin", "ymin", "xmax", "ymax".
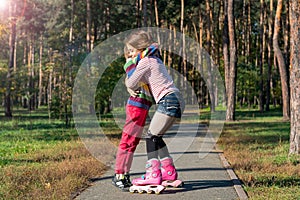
[{"xmin": 127, "ymin": 87, "xmax": 140, "ymax": 97}]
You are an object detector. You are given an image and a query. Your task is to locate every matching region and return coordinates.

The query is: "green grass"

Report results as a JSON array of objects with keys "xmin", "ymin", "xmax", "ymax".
[
  {"xmin": 1, "ymin": 106, "xmax": 299, "ymax": 199},
  {"xmin": 0, "ymin": 107, "xmax": 112, "ymax": 200},
  {"xmin": 217, "ymin": 107, "xmax": 300, "ymax": 200}
]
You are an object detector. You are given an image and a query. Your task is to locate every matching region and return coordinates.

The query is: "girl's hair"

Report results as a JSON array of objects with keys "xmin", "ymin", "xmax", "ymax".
[
  {"xmin": 125, "ymin": 30, "xmax": 153, "ymax": 51},
  {"xmin": 123, "ymin": 45, "xmax": 129, "ymax": 59}
]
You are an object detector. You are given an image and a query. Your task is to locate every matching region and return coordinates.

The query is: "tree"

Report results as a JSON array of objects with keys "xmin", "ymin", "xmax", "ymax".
[
  {"xmin": 225, "ymin": 0, "xmax": 237, "ymax": 121},
  {"xmin": 273, "ymin": 0, "xmax": 290, "ymax": 120},
  {"xmin": 266, "ymin": 0, "xmax": 274, "ymax": 111},
  {"xmin": 289, "ymin": 0, "xmax": 300, "ymax": 155},
  {"xmin": 205, "ymin": 0, "xmax": 215, "ymax": 112},
  {"xmin": 5, "ymin": 0, "xmax": 17, "ymax": 118},
  {"xmin": 258, "ymin": 0, "xmax": 266, "ymax": 112}
]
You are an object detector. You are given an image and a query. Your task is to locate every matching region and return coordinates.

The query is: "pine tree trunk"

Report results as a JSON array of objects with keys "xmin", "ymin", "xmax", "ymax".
[
  {"xmin": 143, "ymin": 0, "xmax": 148, "ymax": 26},
  {"xmin": 283, "ymin": 1, "xmax": 289, "ymax": 68},
  {"xmin": 246, "ymin": 0, "xmax": 251, "ymax": 65},
  {"xmin": 5, "ymin": 1, "xmax": 17, "ymax": 118},
  {"xmin": 205, "ymin": 0, "xmax": 215, "ymax": 112},
  {"xmin": 259, "ymin": 0, "xmax": 266, "ymax": 112},
  {"xmin": 38, "ymin": 36, "xmax": 43, "ymax": 107},
  {"xmin": 223, "ymin": 0, "xmax": 229, "ymax": 106},
  {"xmin": 86, "ymin": 0, "xmax": 91, "ymax": 53},
  {"xmin": 154, "ymin": 0, "xmax": 159, "ymax": 26},
  {"xmin": 273, "ymin": 0, "xmax": 290, "ymax": 120},
  {"xmin": 226, "ymin": 0, "xmax": 237, "ymax": 121},
  {"xmin": 136, "ymin": 0, "xmax": 141, "ymax": 27},
  {"xmin": 266, "ymin": 0, "xmax": 274, "ymax": 111},
  {"xmin": 27, "ymin": 38, "xmax": 33, "ymax": 111},
  {"xmin": 289, "ymin": 0, "xmax": 300, "ymax": 155}
]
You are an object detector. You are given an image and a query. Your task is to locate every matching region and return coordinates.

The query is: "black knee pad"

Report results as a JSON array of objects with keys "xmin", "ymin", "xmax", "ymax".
[
  {"xmin": 146, "ymin": 130, "xmax": 161, "ymax": 143},
  {"xmin": 147, "ymin": 131, "xmax": 166, "ymax": 148}
]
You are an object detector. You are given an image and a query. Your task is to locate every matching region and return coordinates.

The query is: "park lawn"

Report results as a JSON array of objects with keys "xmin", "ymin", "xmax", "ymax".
[
  {"xmin": 218, "ymin": 107, "xmax": 300, "ymax": 200},
  {"xmin": 1, "ymin": 106, "xmax": 299, "ymax": 199},
  {"xmin": 0, "ymin": 108, "xmax": 120, "ymax": 200}
]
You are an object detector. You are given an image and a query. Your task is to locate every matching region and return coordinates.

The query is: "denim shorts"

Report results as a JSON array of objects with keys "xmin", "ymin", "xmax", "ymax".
[{"xmin": 157, "ymin": 92, "xmax": 185, "ymax": 118}]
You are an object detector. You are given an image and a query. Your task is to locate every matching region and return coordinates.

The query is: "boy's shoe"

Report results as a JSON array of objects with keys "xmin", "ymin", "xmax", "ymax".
[
  {"xmin": 124, "ymin": 174, "xmax": 132, "ymax": 187},
  {"xmin": 112, "ymin": 174, "xmax": 132, "ymax": 190},
  {"xmin": 112, "ymin": 174, "xmax": 127, "ymax": 190}
]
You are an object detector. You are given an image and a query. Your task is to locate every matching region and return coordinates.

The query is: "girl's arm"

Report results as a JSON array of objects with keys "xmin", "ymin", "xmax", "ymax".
[{"xmin": 125, "ymin": 58, "xmax": 149, "ymax": 90}]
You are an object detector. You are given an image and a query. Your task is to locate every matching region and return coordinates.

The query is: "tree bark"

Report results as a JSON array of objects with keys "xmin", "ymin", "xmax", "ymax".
[
  {"xmin": 143, "ymin": 0, "xmax": 148, "ymax": 27},
  {"xmin": 5, "ymin": 1, "xmax": 17, "ymax": 118},
  {"xmin": 289, "ymin": 0, "xmax": 300, "ymax": 155},
  {"xmin": 205, "ymin": 0, "xmax": 215, "ymax": 112},
  {"xmin": 154, "ymin": 0, "xmax": 159, "ymax": 26},
  {"xmin": 266, "ymin": 0, "xmax": 274, "ymax": 111},
  {"xmin": 246, "ymin": 0, "xmax": 251, "ymax": 65},
  {"xmin": 86, "ymin": 0, "xmax": 91, "ymax": 53},
  {"xmin": 223, "ymin": 0, "xmax": 229, "ymax": 106},
  {"xmin": 273, "ymin": 0, "xmax": 290, "ymax": 120},
  {"xmin": 226, "ymin": 0, "xmax": 237, "ymax": 121},
  {"xmin": 38, "ymin": 36, "xmax": 43, "ymax": 107},
  {"xmin": 259, "ymin": 0, "xmax": 266, "ymax": 112},
  {"xmin": 136, "ymin": 0, "xmax": 141, "ymax": 27}
]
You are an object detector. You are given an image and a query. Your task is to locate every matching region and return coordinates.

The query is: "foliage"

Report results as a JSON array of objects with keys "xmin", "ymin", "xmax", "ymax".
[
  {"xmin": 0, "ymin": 0, "xmax": 291, "ymax": 118},
  {"xmin": 95, "ymin": 57, "xmax": 125, "ymax": 114}
]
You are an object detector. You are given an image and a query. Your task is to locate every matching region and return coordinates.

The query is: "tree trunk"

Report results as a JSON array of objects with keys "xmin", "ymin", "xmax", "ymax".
[
  {"xmin": 86, "ymin": 0, "xmax": 91, "ymax": 53},
  {"xmin": 5, "ymin": 1, "xmax": 17, "ymax": 118},
  {"xmin": 226, "ymin": 0, "xmax": 237, "ymax": 121},
  {"xmin": 143, "ymin": 0, "xmax": 148, "ymax": 26},
  {"xmin": 283, "ymin": 1, "xmax": 289, "ymax": 68},
  {"xmin": 136, "ymin": 0, "xmax": 141, "ymax": 27},
  {"xmin": 154, "ymin": 0, "xmax": 159, "ymax": 26},
  {"xmin": 273, "ymin": 0, "xmax": 290, "ymax": 120},
  {"xmin": 69, "ymin": 0, "xmax": 74, "ymax": 84},
  {"xmin": 27, "ymin": 38, "xmax": 35, "ymax": 111},
  {"xmin": 246, "ymin": 0, "xmax": 251, "ymax": 65},
  {"xmin": 289, "ymin": 0, "xmax": 300, "ymax": 155},
  {"xmin": 38, "ymin": 36, "xmax": 43, "ymax": 107},
  {"xmin": 259, "ymin": 0, "xmax": 266, "ymax": 112},
  {"xmin": 266, "ymin": 0, "xmax": 274, "ymax": 111},
  {"xmin": 223, "ymin": 0, "xmax": 229, "ymax": 106},
  {"xmin": 205, "ymin": 0, "xmax": 215, "ymax": 112}
]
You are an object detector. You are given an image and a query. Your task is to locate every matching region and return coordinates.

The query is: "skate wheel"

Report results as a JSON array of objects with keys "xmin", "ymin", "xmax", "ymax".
[
  {"xmin": 129, "ymin": 187, "xmax": 135, "ymax": 193},
  {"xmin": 138, "ymin": 189, "xmax": 144, "ymax": 194}
]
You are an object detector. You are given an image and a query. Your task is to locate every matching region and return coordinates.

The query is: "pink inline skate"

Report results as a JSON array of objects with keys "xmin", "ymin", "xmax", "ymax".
[
  {"xmin": 130, "ymin": 159, "xmax": 165, "ymax": 194},
  {"xmin": 132, "ymin": 158, "xmax": 162, "ymax": 186},
  {"xmin": 160, "ymin": 157, "xmax": 183, "ymax": 188}
]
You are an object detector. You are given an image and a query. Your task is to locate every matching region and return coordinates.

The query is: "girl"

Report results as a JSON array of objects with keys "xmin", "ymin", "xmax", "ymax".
[{"xmin": 125, "ymin": 30, "xmax": 184, "ymax": 186}]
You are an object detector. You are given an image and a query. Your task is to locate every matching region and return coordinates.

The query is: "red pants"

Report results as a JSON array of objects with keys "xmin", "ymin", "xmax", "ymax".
[{"xmin": 114, "ymin": 104, "xmax": 148, "ymax": 174}]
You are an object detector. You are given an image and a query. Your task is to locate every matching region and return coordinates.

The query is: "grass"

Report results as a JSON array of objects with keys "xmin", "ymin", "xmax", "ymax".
[
  {"xmin": 1, "ymin": 106, "xmax": 299, "ymax": 199},
  {"xmin": 217, "ymin": 107, "xmax": 300, "ymax": 200},
  {"xmin": 0, "ymin": 108, "xmax": 120, "ymax": 200}
]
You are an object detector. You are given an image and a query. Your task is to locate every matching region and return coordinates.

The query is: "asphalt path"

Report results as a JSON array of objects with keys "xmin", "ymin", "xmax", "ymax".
[{"xmin": 75, "ymin": 121, "xmax": 248, "ymax": 200}]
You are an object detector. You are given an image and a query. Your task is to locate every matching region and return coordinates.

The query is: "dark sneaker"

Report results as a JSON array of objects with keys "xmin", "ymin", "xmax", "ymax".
[
  {"xmin": 124, "ymin": 174, "xmax": 132, "ymax": 187},
  {"xmin": 112, "ymin": 175, "xmax": 126, "ymax": 190}
]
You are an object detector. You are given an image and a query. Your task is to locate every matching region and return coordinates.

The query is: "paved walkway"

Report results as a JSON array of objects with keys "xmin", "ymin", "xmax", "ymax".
[{"xmin": 75, "ymin": 122, "xmax": 248, "ymax": 200}]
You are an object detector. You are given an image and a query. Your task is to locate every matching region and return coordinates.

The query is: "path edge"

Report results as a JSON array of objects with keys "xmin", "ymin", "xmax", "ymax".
[{"xmin": 217, "ymin": 148, "xmax": 249, "ymax": 200}]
